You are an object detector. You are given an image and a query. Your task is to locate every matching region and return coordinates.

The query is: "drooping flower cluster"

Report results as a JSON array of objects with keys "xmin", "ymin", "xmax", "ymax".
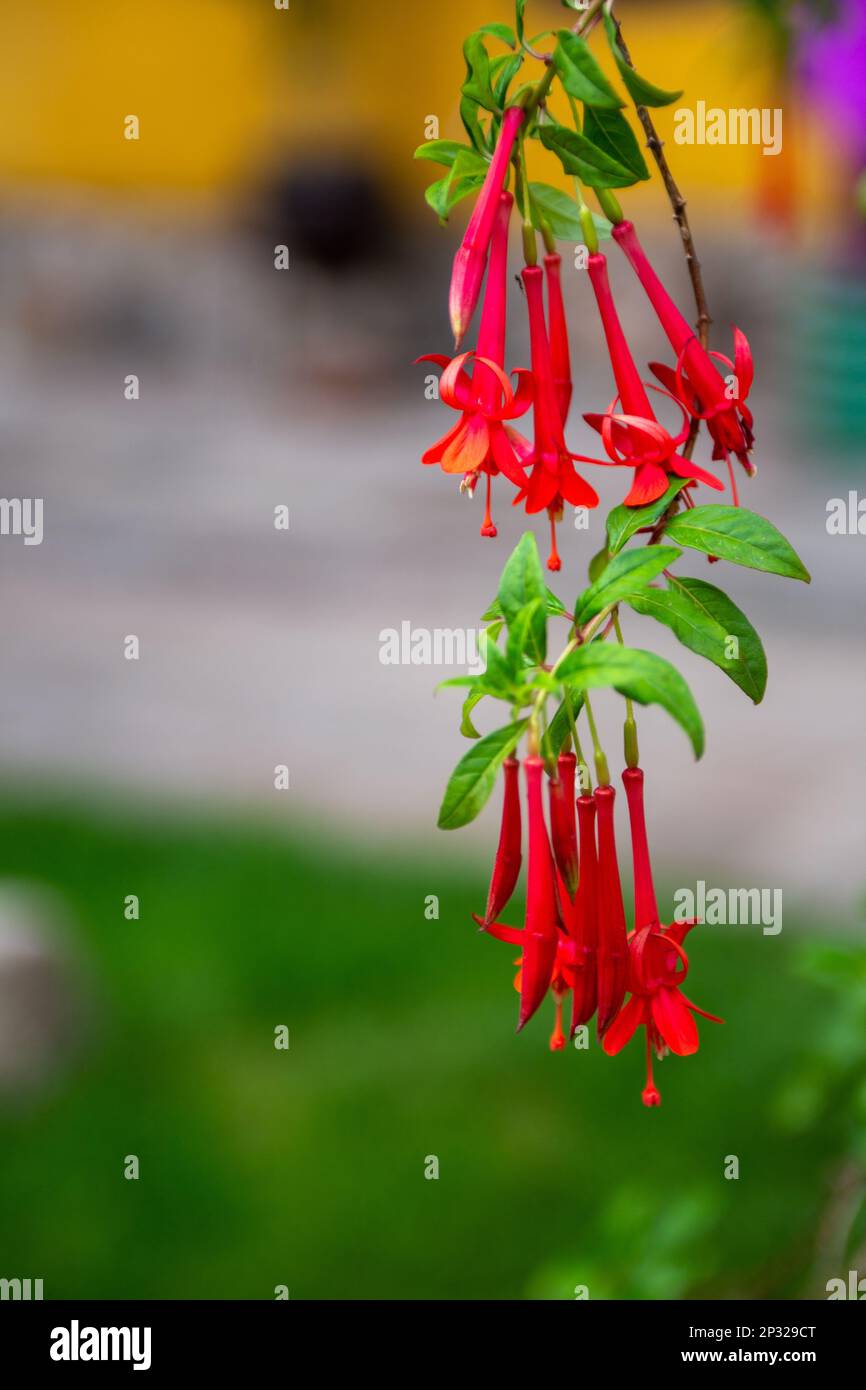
[
  {"xmin": 418, "ymin": 107, "xmax": 755, "ymax": 568},
  {"xmin": 476, "ymin": 752, "xmax": 721, "ymax": 1107}
]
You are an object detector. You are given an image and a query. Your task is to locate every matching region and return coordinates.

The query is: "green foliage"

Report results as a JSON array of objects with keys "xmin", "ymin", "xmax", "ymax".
[
  {"xmin": 553, "ymin": 31, "xmax": 623, "ymax": 109},
  {"xmin": 574, "ymin": 545, "xmax": 680, "ymax": 624},
  {"xmin": 539, "ymin": 118, "xmax": 640, "ymax": 190},
  {"xmin": 662, "ymin": 506, "xmax": 811, "ymax": 581},
  {"xmin": 424, "ymin": 149, "xmax": 488, "ymax": 222},
  {"xmin": 497, "ymin": 531, "xmax": 548, "ymax": 664},
  {"xmin": 602, "ymin": 12, "xmax": 683, "ymax": 108},
  {"xmin": 557, "ymin": 643, "xmax": 704, "ymax": 757},
  {"xmin": 582, "ymin": 105, "xmax": 650, "ymax": 182},
  {"xmin": 606, "ymin": 480, "xmax": 689, "ymax": 554},
  {"xmin": 438, "ymin": 719, "xmax": 529, "ymax": 829},
  {"xmin": 528, "ymin": 182, "xmax": 612, "ymax": 243}
]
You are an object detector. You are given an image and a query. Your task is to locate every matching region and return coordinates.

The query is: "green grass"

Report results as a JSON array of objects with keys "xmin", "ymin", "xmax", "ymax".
[{"xmin": 0, "ymin": 795, "xmax": 845, "ymax": 1299}]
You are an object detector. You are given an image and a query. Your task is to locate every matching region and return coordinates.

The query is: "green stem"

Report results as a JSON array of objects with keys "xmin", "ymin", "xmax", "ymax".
[
  {"xmin": 612, "ymin": 609, "xmax": 639, "ymax": 769},
  {"xmin": 582, "ymin": 692, "xmax": 610, "ymax": 788},
  {"xmin": 565, "ymin": 690, "xmax": 591, "ymax": 795}
]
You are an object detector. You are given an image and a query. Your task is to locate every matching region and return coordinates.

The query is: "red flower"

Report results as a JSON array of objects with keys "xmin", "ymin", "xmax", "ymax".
[
  {"xmin": 514, "ymin": 264, "xmax": 599, "ymax": 571},
  {"xmin": 449, "ymin": 107, "xmax": 525, "ymax": 346},
  {"xmin": 576, "ymin": 253, "xmax": 725, "ymax": 507},
  {"xmin": 562, "ymin": 792, "xmax": 599, "ymax": 1034},
  {"xmin": 547, "ymin": 751, "xmax": 579, "ymax": 898},
  {"xmin": 476, "ymin": 755, "xmax": 561, "ymax": 1031},
  {"xmin": 479, "ymin": 925, "xmax": 576, "ymax": 1053},
  {"xmin": 603, "ymin": 768, "xmax": 722, "ymax": 1106},
  {"xmin": 480, "ymin": 755, "xmax": 522, "ymax": 926},
  {"xmin": 544, "ymin": 252, "xmax": 572, "ymax": 425},
  {"xmin": 419, "ymin": 193, "xmax": 532, "ymax": 537},
  {"xmin": 612, "ymin": 220, "xmax": 755, "ymax": 501},
  {"xmin": 594, "ymin": 784, "xmax": 629, "ymax": 1037}
]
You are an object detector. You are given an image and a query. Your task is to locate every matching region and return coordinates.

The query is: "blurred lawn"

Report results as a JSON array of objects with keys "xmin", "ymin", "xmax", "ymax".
[{"xmin": 0, "ymin": 796, "xmax": 850, "ymax": 1300}]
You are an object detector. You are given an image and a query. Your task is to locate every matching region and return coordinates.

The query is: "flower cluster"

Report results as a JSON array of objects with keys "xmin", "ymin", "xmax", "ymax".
[
  {"xmin": 475, "ymin": 754, "xmax": 721, "ymax": 1107},
  {"xmin": 424, "ymin": 8, "xmax": 809, "ymax": 1115},
  {"xmin": 419, "ymin": 103, "xmax": 754, "ymax": 570}
]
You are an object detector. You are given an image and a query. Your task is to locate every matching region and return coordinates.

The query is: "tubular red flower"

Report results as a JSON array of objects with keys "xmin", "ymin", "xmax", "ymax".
[
  {"xmin": 603, "ymin": 920, "xmax": 723, "ymax": 1106},
  {"xmin": 518, "ymin": 755, "xmax": 561, "ymax": 1030},
  {"xmin": 570, "ymin": 793, "xmax": 599, "ymax": 1032},
  {"xmin": 419, "ymin": 194, "xmax": 533, "ymax": 535},
  {"xmin": 544, "ymin": 253, "xmax": 572, "ymax": 425},
  {"xmin": 547, "ymin": 752, "xmax": 579, "ymax": 898},
  {"xmin": 594, "ymin": 784, "xmax": 629, "ymax": 1037},
  {"xmin": 604, "ymin": 767, "xmax": 723, "ymax": 1105},
  {"xmin": 481, "ymin": 755, "xmax": 522, "ymax": 926},
  {"xmin": 515, "ymin": 264, "xmax": 598, "ymax": 570},
  {"xmin": 577, "ymin": 253, "xmax": 724, "ymax": 507},
  {"xmin": 612, "ymin": 220, "xmax": 755, "ymax": 490},
  {"xmin": 449, "ymin": 107, "xmax": 525, "ymax": 346},
  {"xmin": 622, "ymin": 767, "xmax": 659, "ymax": 931}
]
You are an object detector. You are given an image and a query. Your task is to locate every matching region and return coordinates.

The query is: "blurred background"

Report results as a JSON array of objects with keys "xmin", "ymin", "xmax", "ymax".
[{"xmin": 0, "ymin": 0, "xmax": 865, "ymax": 1300}]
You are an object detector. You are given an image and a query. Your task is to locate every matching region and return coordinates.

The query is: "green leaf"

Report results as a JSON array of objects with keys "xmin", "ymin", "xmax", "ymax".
[
  {"xmin": 544, "ymin": 585, "xmax": 569, "ymax": 617},
  {"xmin": 606, "ymin": 480, "xmax": 689, "ymax": 555},
  {"xmin": 662, "ymin": 506, "xmax": 811, "ymax": 582},
  {"xmin": 506, "ymin": 598, "xmax": 544, "ymax": 672},
  {"xmin": 557, "ymin": 644, "xmax": 704, "ymax": 757},
  {"xmin": 588, "ymin": 546, "xmax": 610, "ymax": 582},
  {"xmin": 438, "ymin": 719, "xmax": 529, "ymax": 829},
  {"xmin": 493, "ymin": 52, "xmax": 524, "ymax": 107},
  {"xmin": 574, "ymin": 545, "xmax": 681, "ymax": 624},
  {"xmin": 528, "ymin": 181, "xmax": 612, "ymax": 242},
  {"xmin": 582, "ymin": 105, "xmax": 649, "ymax": 181},
  {"xmin": 482, "ymin": 586, "xmax": 566, "ymax": 623},
  {"xmin": 603, "ymin": 13, "xmax": 683, "ymax": 108},
  {"xmin": 624, "ymin": 576, "xmax": 767, "ymax": 704},
  {"xmin": 498, "ymin": 532, "xmax": 548, "ymax": 663},
  {"xmin": 476, "ymin": 22, "xmax": 517, "ymax": 48},
  {"xmin": 554, "ymin": 31, "xmax": 623, "ymax": 109},
  {"xmin": 460, "ymin": 94, "xmax": 488, "ymax": 152},
  {"xmin": 460, "ymin": 688, "xmax": 485, "ymax": 738},
  {"xmin": 424, "ymin": 149, "xmax": 487, "ymax": 221},
  {"xmin": 538, "ymin": 119, "xmax": 638, "ymax": 190},
  {"xmin": 414, "ymin": 140, "xmax": 479, "ymax": 168},
  {"xmin": 516, "ymin": 0, "xmax": 527, "ymax": 44},
  {"xmin": 462, "ymin": 32, "xmax": 498, "ymax": 114}
]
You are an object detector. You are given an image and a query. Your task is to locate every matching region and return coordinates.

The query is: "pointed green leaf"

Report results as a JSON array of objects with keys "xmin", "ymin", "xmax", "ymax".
[
  {"xmin": 516, "ymin": 0, "xmax": 527, "ymax": 43},
  {"xmin": 575, "ymin": 545, "xmax": 681, "ymax": 624},
  {"xmin": 493, "ymin": 51, "xmax": 524, "ymax": 106},
  {"xmin": 606, "ymin": 479, "xmax": 689, "ymax": 555},
  {"xmin": 662, "ymin": 506, "xmax": 811, "ymax": 581},
  {"xmin": 538, "ymin": 119, "xmax": 638, "ymax": 190},
  {"xmin": 603, "ymin": 13, "xmax": 682, "ymax": 108},
  {"xmin": 624, "ymin": 576, "xmax": 767, "ymax": 704},
  {"xmin": 462, "ymin": 32, "xmax": 498, "ymax": 114},
  {"xmin": 460, "ymin": 688, "xmax": 485, "ymax": 738},
  {"xmin": 557, "ymin": 644, "xmax": 704, "ymax": 757},
  {"xmin": 582, "ymin": 105, "xmax": 649, "ymax": 181},
  {"xmin": 588, "ymin": 546, "xmax": 610, "ymax": 582},
  {"xmin": 438, "ymin": 719, "xmax": 530, "ymax": 829},
  {"xmin": 547, "ymin": 691, "xmax": 585, "ymax": 759},
  {"xmin": 424, "ymin": 148, "xmax": 488, "ymax": 221},
  {"xmin": 498, "ymin": 532, "xmax": 548, "ymax": 663},
  {"xmin": 414, "ymin": 140, "xmax": 480, "ymax": 168},
  {"xmin": 554, "ymin": 31, "xmax": 623, "ymax": 109},
  {"xmin": 506, "ymin": 598, "xmax": 544, "ymax": 672}
]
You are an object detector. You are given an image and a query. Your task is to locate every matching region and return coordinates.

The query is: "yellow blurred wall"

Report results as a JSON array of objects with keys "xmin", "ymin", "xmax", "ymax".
[{"xmin": 0, "ymin": 0, "xmax": 839, "ymax": 222}]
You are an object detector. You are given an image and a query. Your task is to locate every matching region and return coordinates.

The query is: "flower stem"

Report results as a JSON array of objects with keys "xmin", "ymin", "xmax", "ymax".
[{"xmin": 582, "ymin": 692, "xmax": 610, "ymax": 788}]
